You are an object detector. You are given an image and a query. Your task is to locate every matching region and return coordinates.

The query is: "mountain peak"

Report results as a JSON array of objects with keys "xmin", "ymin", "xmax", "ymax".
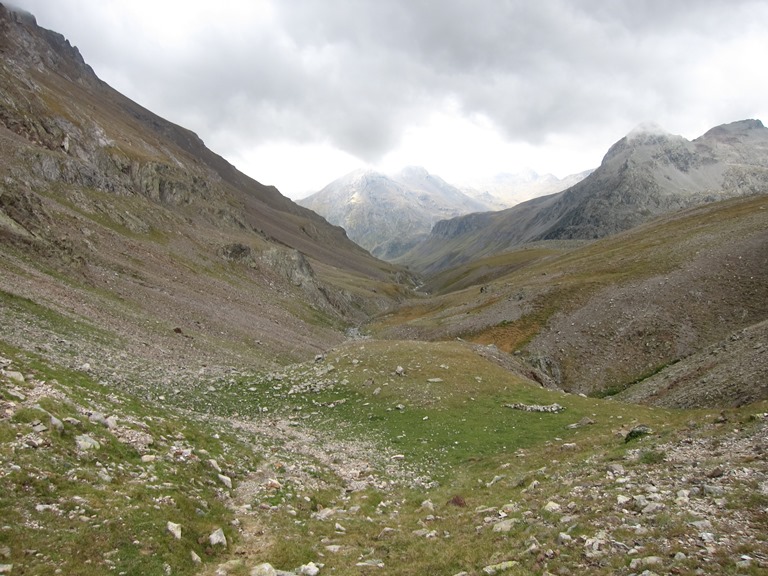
[
  {"xmin": 3, "ymin": 3, "xmax": 36, "ymax": 25},
  {"xmin": 627, "ymin": 121, "xmax": 672, "ymax": 140},
  {"xmin": 397, "ymin": 165, "xmax": 430, "ymax": 180}
]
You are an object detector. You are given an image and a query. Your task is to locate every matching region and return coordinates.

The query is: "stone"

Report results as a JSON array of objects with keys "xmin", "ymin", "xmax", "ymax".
[
  {"xmin": 209, "ymin": 459, "xmax": 222, "ymax": 473},
  {"xmin": 190, "ymin": 551, "xmax": 202, "ymax": 564},
  {"xmin": 505, "ymin": 402, "xmax": 563, "ymax": 413},
  {"xmin": 218, "ymin": 474, "xmax": 233, "ymax": 489},
  {"xmin": 624, "ymin": 425, "xmax": 652, "ymax": 443},
  {"xmin": 75, "ymin": 435, "xmax": 100, "ymax": 451},
  {"xmin": 167, "ymin": 521, "xmax": 182, "ymax": 539},
  {"xmin": 482, "ymin": 560, "xmax": 518, "ymax": 574},
  {"xmin": 62, "ymin": 417, "xmax": 81, "ymax": 427},
  {"xmin": 265, "ymin": 478, "xmax": 282, "ymax": 490},
  {"xmin": 209, "ymin": 528, "xmax": 227, "ymax": 547},
  {"xmin": 704, "ymin": 484, "xmax": 724, "ymax": 497},
  {"xmin": 0, "ymin": 564, "xmax": 12, "ymax": 574},
  {"xmin": 690, "ymin": 519, "xmax": 712, "ymax": 531},
  {"xmin": 543, "ymin": 501, "xmax": 562, "ymax": 513},
  {"xmin": 607, "ymin": 463, "xmax": 625, "ymax": 475},
  {"xmin": 6, "ymin": 389, "xmax": 25, "ymax": 401},
  {"xmin": 250, "ymin": 564, "xmax": 277, "ymax": 576},
  {"xmin": 557, "ymin": 532, "xmax": 572, "ymax": 545},
  {"xmin": 4, "ymin": 371, "xmax": 24, "ymax": 384},
  {"xmin": 617, "ymin": 495, "xmax": 631, "ymax": 506},
  {"xmin": 299, "ymin": 562, "xmax": 320, "ymax": 576},
  {"xmin": 707, "ymin": 466, "xmax": 725, "ymax": 478},
  {"xmin": 395, "ymin": 366, "xmax": 405, "ymax": 376},
  {"xmin": 49, "ymin": 416, "xmax": 64, "ymax": 433},
  {"xmin": 32, "ymin": 422, "xmax": 48, "ymax": 433},
  {"xmin": 641, "ymin": 502, "xmax": 664, "ymax": 515},
  {"xmin": 421, "ymin": 499, "xmax": 434, "ymax": 511},
  {"xmin": 141, "ymin": 455, "xmax": 156, "ymax": 463},
  {"xmin": 355, "ymin": 560, "xmax": 384, "ymax": 568},
  {"xmin": 492, "ymin": 519, "xmax": 517, "ymax": 533}
]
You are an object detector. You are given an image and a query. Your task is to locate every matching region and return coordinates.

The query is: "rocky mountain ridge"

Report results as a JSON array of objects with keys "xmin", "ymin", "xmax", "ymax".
[
  {"xmin": 298, "ymin": 166, "xmax": 490, "ymax": 260},
  {"xmin": 400, "ymin": 119, "xmax": 768, "ymax": 274}
]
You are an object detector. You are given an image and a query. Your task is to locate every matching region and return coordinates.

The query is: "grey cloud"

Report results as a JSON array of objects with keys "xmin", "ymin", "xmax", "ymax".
[{"xmin": 12, "ymin": 0, "xmax": 768, "ymax": 165}]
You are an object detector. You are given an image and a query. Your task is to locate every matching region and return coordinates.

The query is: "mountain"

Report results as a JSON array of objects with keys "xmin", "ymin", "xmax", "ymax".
[
  {"xmin": 399, "ymin": 119, "xmax": 768, "ymax": 274},
  {"xmin": 0, "ymin": 4, "xmax": 409, "ymax": 377},
  {"xmin": 3, "ymin": 7, "xmax": 768, "ymax": 575},
  {"xmin": 298, "ymin": 166, "xmax": 491, "ymax": 260},
  {"xmin": 459, "ymin": 168, "xmax": 593, "ymax": 209}
]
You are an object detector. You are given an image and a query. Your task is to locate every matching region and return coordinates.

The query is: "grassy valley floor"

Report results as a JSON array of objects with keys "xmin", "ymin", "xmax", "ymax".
[{"xmin": 2, "ymin": 338, "xmax": 767, "ymax": 575}]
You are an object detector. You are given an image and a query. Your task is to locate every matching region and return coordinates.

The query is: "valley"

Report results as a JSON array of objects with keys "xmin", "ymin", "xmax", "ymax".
[{"xmin": 1, "ymin": 5, "xmax": 768, "ymax": 575}]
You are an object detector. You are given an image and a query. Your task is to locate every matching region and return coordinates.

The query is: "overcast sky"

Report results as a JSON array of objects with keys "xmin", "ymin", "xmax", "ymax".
[{"xmin": 10, "ymin": 0, "xmax": 768, "ymax": 199}]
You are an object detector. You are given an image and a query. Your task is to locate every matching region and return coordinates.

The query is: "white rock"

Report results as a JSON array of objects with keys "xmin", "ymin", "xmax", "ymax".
[
  {"xmin": 642, "ymin": 502, "xmax": 664, "ymax": 515},
  {"xmin": 218, "ymin": 474, "xmax": 233, "ymax": 489},
  {"xmin": 75, "ymin": 435, "xmax": 100, "ymax": 451},
  {"xmin": 209, "ymin": 459, "xmax": 222, "ymax": 473},
  {"xmin": 558, "ymin": 532, "xmax": 572, "ymax": 545},
  {"xmin": 141, "ymin": 455, "xmax": 156, "ymax": 463},
  {"xmin": 543, "ymin": 501, "xmax": 561, "ymax": 513},
  {"xmin": 492, "ymin": 519, "xmax": 517, "ymax": 533},
  {"xmin": 167, "ymin": 521, "xmax": 182, "ymax": 539},
  {"xmin": 299, "ymin": 562, "xmax": 321, "ymax": 576},
  {"xmin": 421, "ymin": 499, "xmax": 434, "ymax": 512},
  {"xmin": 209, "ymin": 528, "xmax": 227, "ymax": 547},
  {"xmin": 190, "ymin": 550, "xmax": 202, "ymax": 564},
  {"xmin": 617, "ymin": 495, "xmax": 632, "ymax": 506},
  {"xmin": 250, "ymin": 563, "xmax": 277, "ymax": 576},
  {"xmin": 5, "ymin": 371, "xmax": 24, "ymax": 383}
]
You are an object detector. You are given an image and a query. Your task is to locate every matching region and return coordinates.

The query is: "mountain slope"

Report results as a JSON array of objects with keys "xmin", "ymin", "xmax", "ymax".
[
  {"xmin": 298, "ymin": 166, "xmax": 491, "ymax": 260},
  {"xmin": 0, "ymin": 4, "xmax": 410, "ymax": 382},
  {"xmin": 400, "ymin": 120, "xmax": 768, "ymax": 274},
  {"xmin": 373, "ymin": 194, "xmax": 768, "ymax": 407}
]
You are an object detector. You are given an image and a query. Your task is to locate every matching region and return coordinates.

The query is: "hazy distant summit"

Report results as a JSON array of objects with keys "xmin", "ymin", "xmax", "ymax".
[
  {"xmin": 458, "ymin": 169, "xmax": 592, "ymax": 210},
  {"xmin": 299, "ymin": 166, "xmax": 490, "ymax": 260}
]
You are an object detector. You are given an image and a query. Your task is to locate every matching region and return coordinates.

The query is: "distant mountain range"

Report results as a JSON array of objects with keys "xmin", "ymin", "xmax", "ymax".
[
  {"xmin": 458, "ymin": 169, "xmax": 593, "ymax": 210},
  {"xmin": 298, "ymin": 166, "xmax": 491, "ymax": 260},
  {"xmin": 399, "ymin": 119, "xmax": 768, "ymax": 274}
]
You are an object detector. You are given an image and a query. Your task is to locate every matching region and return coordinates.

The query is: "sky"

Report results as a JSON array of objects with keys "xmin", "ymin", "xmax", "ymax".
[{"xmin": 9, "ymin": 0, "xmax": 768, "ymax": 199}]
